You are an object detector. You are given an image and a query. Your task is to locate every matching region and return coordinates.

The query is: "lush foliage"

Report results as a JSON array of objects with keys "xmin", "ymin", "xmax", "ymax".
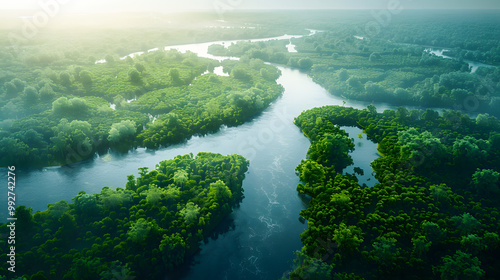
[
  {"xmin": 283, "ymin": 105, "xmax": 500, "ymax": 279},
  {"xmin": 0, "ymin": 28, "xmax": 283, "ymax": 167},
  {"xmin": 0, "ymin": 152, "xmax": 249, "ymax": 279},
  {"xmin": 207, "ymin": 11, "xmax": 500, "ymax": 117}
]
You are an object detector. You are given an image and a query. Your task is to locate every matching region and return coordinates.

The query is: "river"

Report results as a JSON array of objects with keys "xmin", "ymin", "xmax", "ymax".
[
  {"xmin": 425, "ymin": 48, "xmax": 495, "ymax": 73},
  {"xmin": 2, "ymin": 32, "xmax": 428, "ymax": 280}
]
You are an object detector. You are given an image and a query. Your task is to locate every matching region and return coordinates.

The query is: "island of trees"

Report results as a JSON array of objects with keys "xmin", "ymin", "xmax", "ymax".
[
  {"xmin": 281, "ymin": 105, "xmax": 500, "ymax": 279},
  {"xmin": 0, "ymin": 152, "xmax": 249, "ymax": 279}
]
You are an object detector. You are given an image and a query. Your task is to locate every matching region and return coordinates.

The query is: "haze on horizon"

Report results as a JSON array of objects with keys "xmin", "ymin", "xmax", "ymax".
[{"xmin": 1, "ymin": 0, "xmax": 500, "ymax": 14}]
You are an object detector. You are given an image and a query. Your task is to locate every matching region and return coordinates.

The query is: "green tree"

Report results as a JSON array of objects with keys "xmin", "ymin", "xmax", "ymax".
[
  {"xmin": 338, "ymin": 69, "xmax": 349, "ymax": 81},
  {"xmin": 307, "ymin": 133, "xmax": 354, "ymax": 171},
  {"xmin": 437, "ymin": 251, "xmax": 484, "ymax": 280},
  {"xmin": 39, "ymin": 83, "xmax": 55, "ymax": 101},
  {"xmin": 331, "ymin": 223, "xmax": 364, "ymax": 255},
  {"xmin": 59, "ymin": 71, "xmax": 72, "ymax": 87},
  {"xmin": 72, "ymin": 191, "xmax": 99, "ymax": 216},
  {"xmin": 99, "ymin": 187, "xmax": 132, "ymax": 209},
  {"xmin": 422, "ymin": 221, "xmax": 446, "ymax": 242},
  {"xmin": 127, "ymin": 218, "xmax": 152, "ymax": 242},
  {"xmin": 79, "ymin": 70, "xmax": 93, "ymax": 89},
  {"xmin": 471, "ymin": 169, "xmax": 500, "ymax": 194},
  {"xmin": 398, "ymin": 128, "xmax": 446, "ymax": 169},
  {"xmin": 108, "ymin": 120, "xmax": 137, "ymax": 143},
  {"xmin": 135, "ymin": 62, "xmax": 145, "ymax": 73},
  {"xmin": 208, "ymin": 180, "xmax": 232, "ymax": 203},
  {"xmin": 372, "ymin": 237, "xmax": 400, "ymax": 265},
  {"xmin": 460, "ymin": 234, "xmax": 486, "ymax": 254},
  {"xmin": 23, "ymin": 86, "xmax": 38, "ymax": 105},
  {"xmin": 412, "ymin": 235, "xmax": 432, "ymax": 258},
  {"xmin": 451, "ymin": 213, "xmax": 481, "ymax": 235},
  {"xmin": 173, "ymin": 169, "xmax": 188, "ymax": 187},
  {"xmin": 298, "ymin": 58, "xmax": 313, "ymax": 70},
  {"xmin": 128, "ymin": 69, "xmax": 142, "ymax": 83},
  {"xmin": 159, "ymin": 233, "xmax": 186, "ymax": 268},
  {"xmin": 144, "ymin": 184, "xmax": 165, "ymax": 205},
  {"xmin": 179, "ymin": 202, "xmax": 200, "ymax": 224}
]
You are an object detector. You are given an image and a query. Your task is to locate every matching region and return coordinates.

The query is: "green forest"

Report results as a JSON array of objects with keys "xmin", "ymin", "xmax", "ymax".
[
  {"xmin": 207, "ymin": 11, "xmax": 500, "ymax": 116},
  {"xmin": 0, "ymin": 152, "xmax": 248, "ymax": 279},
  {"xmin": 283, "ymin": 105, "xmax": 500, "ymax": 279},
  {"xmin": 1, "ymin": 7, "xmax": 500, "ymax": 280},
  {"xmin": 0, "ymin": 14, "xmax": 285, "ymax": 167}
]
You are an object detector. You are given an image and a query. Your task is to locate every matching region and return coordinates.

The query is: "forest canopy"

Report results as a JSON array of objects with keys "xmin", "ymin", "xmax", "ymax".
[
  {"xmin": 0, "ymin": 152, "xmax": 249, "ymax": 279},
  {"xmin": 284, "ymin": 105, "xmax": 500, "ymax": 279}
]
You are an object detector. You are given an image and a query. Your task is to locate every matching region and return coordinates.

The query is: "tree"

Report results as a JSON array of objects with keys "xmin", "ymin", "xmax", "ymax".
[
  {"xmin": 347, "ymin": 76, "xmax": 362, "ymax": 88},
  {"xmin": 364, "ymin": 82, "xmax": 386, "ymax": 98},
  {"xmin": 160, "ymin": 233, "xmax": 186, "ymax": 268},
  {"xmin": 15, "ymin": 205, "xmax": 34, "ymax": 231},
  {"xmin": 79, "ymin": 70, "xmax": 93, "ymax": 89},
  {"xmin": 422, "ymin": 221, "xmax": 446, "ymax": 242},
  {"xmin": 39, "ymin": 83, "xmax": 55, "ymax": 101},
  {"xmin": 412, "ymin": 235, "xmax": 431, "ymax": 258},
  {"xmin": 331, "ymin": 223, "xmax": 364, "ymax": 255},
  {"xmin": 296, "ymin": 159, "xmax": 326, "ymax": 195},
  {"xmin": 169, "ymin": 68, "xmax": 182, "ymax": 85},
  {"xmin": 298, "ymin": 58, "xmax": 313, "ymax": 70},
  {"xmin": 452, "ymin": 136, "xmax": 490, "ymax": 167},
  {"xmin": 128, "ymin": 69, "xmax": 142, "ymax": 83},
  {"xmin": 135, "ymin": 62, "xmax": 145, "ymax": 73},
  {"xmin": 471, "ymin": 169, "xmax": 500, "ymax": 194},
  {"xmin": 52, "ymin": 97, "xmax": 89, "ymax": 116},
  {"xmin": 460, "ymin": 234, "xmax": 486, "ymax": 254},
  {"xmin": 48, "ymin": 200, "xmax": 70, "ymax": 219},
  {"xmin": 144, "ymin": 184, "xmax": 165, "ymax": 205},
  {"xmin": 173, "ymin": 169, "xmax": 188, "ymax": 187},
  {"xmin": 99, "ymin": 187, "xmax": 132, "ymax": 209},
  {"xmin": 372, "ymin": 237, "xmax": 400, "ymax": 265},
  {"xmin": 50, "ymin": 119, "xmax": 94, "ymax": 160},
  {"xmin": 338, "ymin": 69, "xmax": 349, "ymax": 81},
  {"xmin": 208, "ymin": 180, "xmax": 232, "ymax": 203},
  {"xmin": 398, "ymin": 128, "xmax": 446, "ymax": 169},
  {"xmin": 290, "ymin": 250, "xmax": 332, "ymax": 280},
  {"xmin": 56, "ymin": 212, "xmax": 77, "ymax": 242},
  {"xmin": 4, "ymin": 81, "xmax": 18, "ymax": 97},
  {"xmin": 430, "ymin": 184, "xmax": 451, "ymax": 204},
  {"xmin": 179, "ymin": 202, "xmax": 200, "ymax": 223},
  {"xmin": 307, "ymin": 133, "xmax": 354, "ymax": 171},
  {"xmin": 451, "ymin": 213, "xmax": 481, "ymax": 235},
  {"xmin": 59, "ymin": 71, "xmax": 72, "ymax": 87},
  {"xmin": 72, "ymin": 191, "xmax": 99, "ymax": 216},
  {"xmin": 394, "ymin": 88, "xmax": 410, "ymax": 102},
  {"xmin": 437, "ymin": 251, "xmax": 484, "ymax": 280},
  {"xmin": 23, "ymin": 86, "xmax": 38, "ymax": 105},
  {"xmin": 127, "ymin": 218, "xmax": 152, "ymax": 242},
  {"xmin": 108, "ymin": 120, "xmax": 137, "ymax": 143},
  {"xmin": 105, "ymin": 54, "xmax": 115, "ymax": 63},
  {"xmin": 231, "ymin": 68, "xmax": 251, "ymax": 81}
]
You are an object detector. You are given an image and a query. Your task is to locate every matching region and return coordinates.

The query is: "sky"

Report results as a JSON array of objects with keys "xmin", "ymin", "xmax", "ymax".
[{"xmin": 0, "ymin": 0, "xmax": 499, "ymax": 13}]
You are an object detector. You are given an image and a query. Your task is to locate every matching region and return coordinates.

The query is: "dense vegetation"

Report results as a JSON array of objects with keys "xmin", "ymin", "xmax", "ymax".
[
  {"xmin": 0, "ymin": 152, "xmax": 249, "ymax": 279},
  {"xmin": 207, "ymin": 11, "xmax": 500, "ymax": 116},
  {"xmin": 282, "ymin": 105, "xmax": 500, "ymax": 279},
  {"xmin": 0, "ymin": 15, "xmax": 284, "ymax": 167}
]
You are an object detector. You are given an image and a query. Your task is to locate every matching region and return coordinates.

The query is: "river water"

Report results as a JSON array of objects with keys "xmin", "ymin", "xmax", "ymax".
[
  {"xmin": 1, "ymin": 32, "xmax": 429, "ymax": 280},
  {"xmin": 425, "ymin": 48, "xmax": 495, "ymax": 73}
]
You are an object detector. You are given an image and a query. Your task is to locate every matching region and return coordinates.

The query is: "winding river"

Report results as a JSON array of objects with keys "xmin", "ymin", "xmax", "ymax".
[{"xmin": 0, "ymin": 32, "xmax": 464, "ymax": 280}]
